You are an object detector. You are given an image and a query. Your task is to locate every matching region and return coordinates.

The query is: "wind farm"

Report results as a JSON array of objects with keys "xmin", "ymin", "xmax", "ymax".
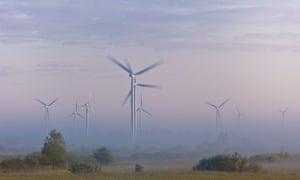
[{"xmin": 2, "ymin": 0, "xmax": 300, "ymax": 179}]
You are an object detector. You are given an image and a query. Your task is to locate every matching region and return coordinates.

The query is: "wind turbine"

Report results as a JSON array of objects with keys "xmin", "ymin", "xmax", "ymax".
[
  {"xmin": 206, "ymin": 99, "xmax": 229, "ymax": 132},
  {"xmin": 36, "ymin": 98, "xmax": 58, "ymax": 134},
  {"xmin": 136, "ymin": 95, "xmax": 152, "ymax": 129},
  {"xmin": 109, "ymin": 56, "xmax": 162, "ymax": 144},
  {"xmin": 81, "ymin": 95, "xmax": 92, "ymax": 136},
  {"xmin": 68, "ymin": 100, "xmax": 84, "ymax": 128},
  {"xmin": 279, "ymin": 108, "xmax": 288, "ymax": 121},
  {"xmin": 237, "ymin": 108, "xmax": 245, "ymax": 129},
  {"xmin": 279, "ymin": 108, "xmax": 288, "ymax": 152}
]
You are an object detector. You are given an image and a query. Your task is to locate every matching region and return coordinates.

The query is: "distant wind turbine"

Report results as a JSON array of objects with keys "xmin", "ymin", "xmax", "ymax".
[
  {"xmin": 237, "ymin": 108, "xmax": 245, "ymax": 129},
  {"xmin": 136, "ymin": 95, "xmax": 152, "ymax": 129},
  {"xmin": 68, "ymin": 100, "xmax": 84, "ymax": 128},
  {"xmin": 109, "ymin": 56, "xmax": 162, "ymax": 144},
  {"xmin": 206, "ymin": 99, "xmax": 229, "ymax": 132},
  {"xmin": 279, "ymin": 108, "xmax": 288, "ymax": 121},
  {"xmin": 81, "ymin": 95, "xmax": 92, "ymax": 136},
  {"xmin": 36, "ymin": 98, "xmax": 58, "ymax": 134}
]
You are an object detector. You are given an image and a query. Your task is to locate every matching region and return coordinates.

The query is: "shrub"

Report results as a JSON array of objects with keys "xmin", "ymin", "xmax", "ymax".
[
  {"xmin": 247, "ymin": 162, "xmax": 263, "ymax": 172},
  {"xmin": 69, "ymin": 161, "xmax": 101, "ymax": 174},
  {"xmin": 193, "ymin": 152, "xmax": 263, "ymax": 172},
  {"xmin": 0, "ymin": 158, "xmax": 25, "ymax": 172},
  {"xmin": 23, "ymin": 155, "xmax": 40, "ymax": 170},
  {"xmin": 135, "ymin": 163, "xmax": 144, "ymax": 173},
  {"xmin": 93, "ymin": 147, "xmax": 113, "ymax": 165}
]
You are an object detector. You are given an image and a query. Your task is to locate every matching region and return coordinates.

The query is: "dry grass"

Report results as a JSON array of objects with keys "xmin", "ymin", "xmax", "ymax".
[{"xmin": 0, "ymin": 160, "xmax": 300, "ymax": 179}]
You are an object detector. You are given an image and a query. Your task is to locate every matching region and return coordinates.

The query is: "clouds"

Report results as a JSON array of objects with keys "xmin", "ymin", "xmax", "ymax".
[{"xmin": 1, "ymin": 0, "xmax": 300, "ymax": 51}]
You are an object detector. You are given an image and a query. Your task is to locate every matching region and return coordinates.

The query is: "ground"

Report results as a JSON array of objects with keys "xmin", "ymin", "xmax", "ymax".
[{"xmin": 0, "ymin": 159, "xmax": 299, "ymax": 179}]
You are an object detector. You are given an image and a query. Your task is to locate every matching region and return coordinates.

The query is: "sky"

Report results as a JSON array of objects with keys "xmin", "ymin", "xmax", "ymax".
[{"xmin": 1, "ymin": 0, "xmax": 300, "ymax": 152}]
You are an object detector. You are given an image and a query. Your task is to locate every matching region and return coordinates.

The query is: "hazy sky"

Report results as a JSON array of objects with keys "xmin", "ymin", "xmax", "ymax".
[{"xmin": 1, "ymin": 0, "xmax": 300, "ymax": 149}]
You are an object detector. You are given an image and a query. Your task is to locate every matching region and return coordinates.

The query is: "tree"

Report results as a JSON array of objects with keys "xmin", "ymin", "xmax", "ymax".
[
  {"xmin": 41, "ymin": 129, "xmax": 67, "ymax": 168},
  {"xmin": 93, "ymin": 147, "xmax": 113, "ymax": 165}
]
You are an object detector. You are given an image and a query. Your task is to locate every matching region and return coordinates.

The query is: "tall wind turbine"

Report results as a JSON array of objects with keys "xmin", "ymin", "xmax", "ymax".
[
  {"xmin": 206, "ymin": 99, "xmax": 229, "ymax": 132},
  {"xmin": 36, "ymin": 98, "xmax": 58, "ymax": 134},
  {"xmin": 136, "ymin": 95, "xmax": 152, "ymax": 129},
  {"xmin": 81, "ymin": 95, "xmax": 92, "ymax": 136},
  {"xmin": 279, "ymin": 108, "xmax": 288, "ymax": 121},
  {"xmin": 68, "ymin": 100, "xmax": 84, "ymax": 128},
  {"xmin": 109, "ymin": 56, "xmax": 162, "ymax": 144}
]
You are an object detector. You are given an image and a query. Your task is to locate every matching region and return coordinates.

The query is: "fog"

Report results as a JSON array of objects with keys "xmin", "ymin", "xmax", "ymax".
[{"xmin": 0, "ymin": 113, "xmax": 299, "ymax": 156}]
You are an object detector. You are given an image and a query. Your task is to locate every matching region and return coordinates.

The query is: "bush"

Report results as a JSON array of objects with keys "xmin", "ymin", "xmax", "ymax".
[
  {"xmin": 69, "ymin": 161, "xmax": 101, "ymax": 174},
  {"xmin": 0, "ymin": 158, "xmax": 25, "ymax": 172},
  {"xmin": 23, "ymin": 155, "xmax": 40, "ymax": 170},
  {"xmin": 135, "ymin": 163, "xmax": 144, "ymax": 173},
  {"xmin": 247, "ymin": 162, "xmax": 263, "ymax": 172},
  {"xmin": 93, "ymin": 147, "xmax": 113, "ymax": 165},
  {"xmin": 193, "ymin": 152, "xmax": 263, "ymax": 172}
]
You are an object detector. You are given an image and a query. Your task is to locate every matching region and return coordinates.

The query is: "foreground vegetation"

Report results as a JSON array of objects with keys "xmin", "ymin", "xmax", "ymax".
[
  {"xmin": 0, "ymin": 130, "xmax": 299, "ymax": 179},
  {"xmin": 0, "ymin": 165, "xmax": 298, "ymax": 180}
]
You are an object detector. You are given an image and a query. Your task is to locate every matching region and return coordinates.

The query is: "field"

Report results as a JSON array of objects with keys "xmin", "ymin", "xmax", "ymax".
[{"xmin": 0, "ymin": 159, "xmax": 300, "ymax": 180}]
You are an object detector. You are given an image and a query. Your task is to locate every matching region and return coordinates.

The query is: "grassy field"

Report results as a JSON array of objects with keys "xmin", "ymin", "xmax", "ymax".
[{"xmin": 0, "ymin": 160, "xmax": 299, "ymax": 179}]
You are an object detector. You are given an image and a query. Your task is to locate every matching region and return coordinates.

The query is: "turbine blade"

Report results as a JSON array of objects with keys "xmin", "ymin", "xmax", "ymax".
[
  {"xmin": 67, "ymin": 113, "xmax": 74, "ymax": 118},
  {"xmin": 219, "ymin": 99, "xmax": 229, "ymax": 108},
  {"xmin": 142, "ymin": 109, "xmax": 152, "ymax": 116},
  {"xmin": 125, "ymin": 59, "xmax": 132, "ymax": 72},
  {"xmin": 108, "ymin": 55, "xmax": 132, "ymax": 74},
  {"xmin": 206, "ymin": 102, "xmax": 217, "ymax": 109},
  {"xmin": 136, "ymin": 84, "xmax": 161, "ymax": 89},
  {"xmin": 140, "ymin": 95, "xmax": 143, "ymax": 107},
  {"xmin": 122, "ymin": 90, "xmax": 131, "ymax": 106},
  {"xmin": 134, "ymin": 61, "xmax": 163, "ymax": 76},
  {"xmin": 36, "ymin": 99, "xmax": 46, "ymax": 106},
  {"xmin": 77, "ymin": 113, "xmax": 85, "ymax": 119},
  {"xmin": 48, "ymin": 98, "xmax": 58, "ymax": 106}
]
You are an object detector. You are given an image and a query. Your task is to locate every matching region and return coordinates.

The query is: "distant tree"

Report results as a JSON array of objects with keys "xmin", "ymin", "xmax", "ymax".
[
  {"xmin": 93, "ymin": 147, "xmax": 113, "ymax": 165},
  {"xmin": 41, "ymin": 129, "xmax": 67, "ymax": 168}
]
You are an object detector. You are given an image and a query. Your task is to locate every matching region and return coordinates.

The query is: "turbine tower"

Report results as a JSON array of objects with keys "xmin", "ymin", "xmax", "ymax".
[
  {"xmin": 237, "ymin": 108, "xmax": 245, "ymax": 129},
  {"xmin": 68, "ymin": 100, "xmax": 84, "ymax": 128},
  {"xmin": 81, "ymin": 95, "xmax": 92, "ymax": 136},
  {"xmin": 279, "ymin": 108, "xmax": 288, "ymax": 121},
  {"xmin": 206, "ymin": 99, "xmax": 229, "ymax": 132},
  {"xmin": 136, "ymin": 95, "xmax": 152, "ymax": 129},
  {"xmin": 109, "ymin": 56, "xmax": 162, "ymax": 145},
  {"xmin": 36, "ymin": 98, "xmax": 58, "ymax": 134}
]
